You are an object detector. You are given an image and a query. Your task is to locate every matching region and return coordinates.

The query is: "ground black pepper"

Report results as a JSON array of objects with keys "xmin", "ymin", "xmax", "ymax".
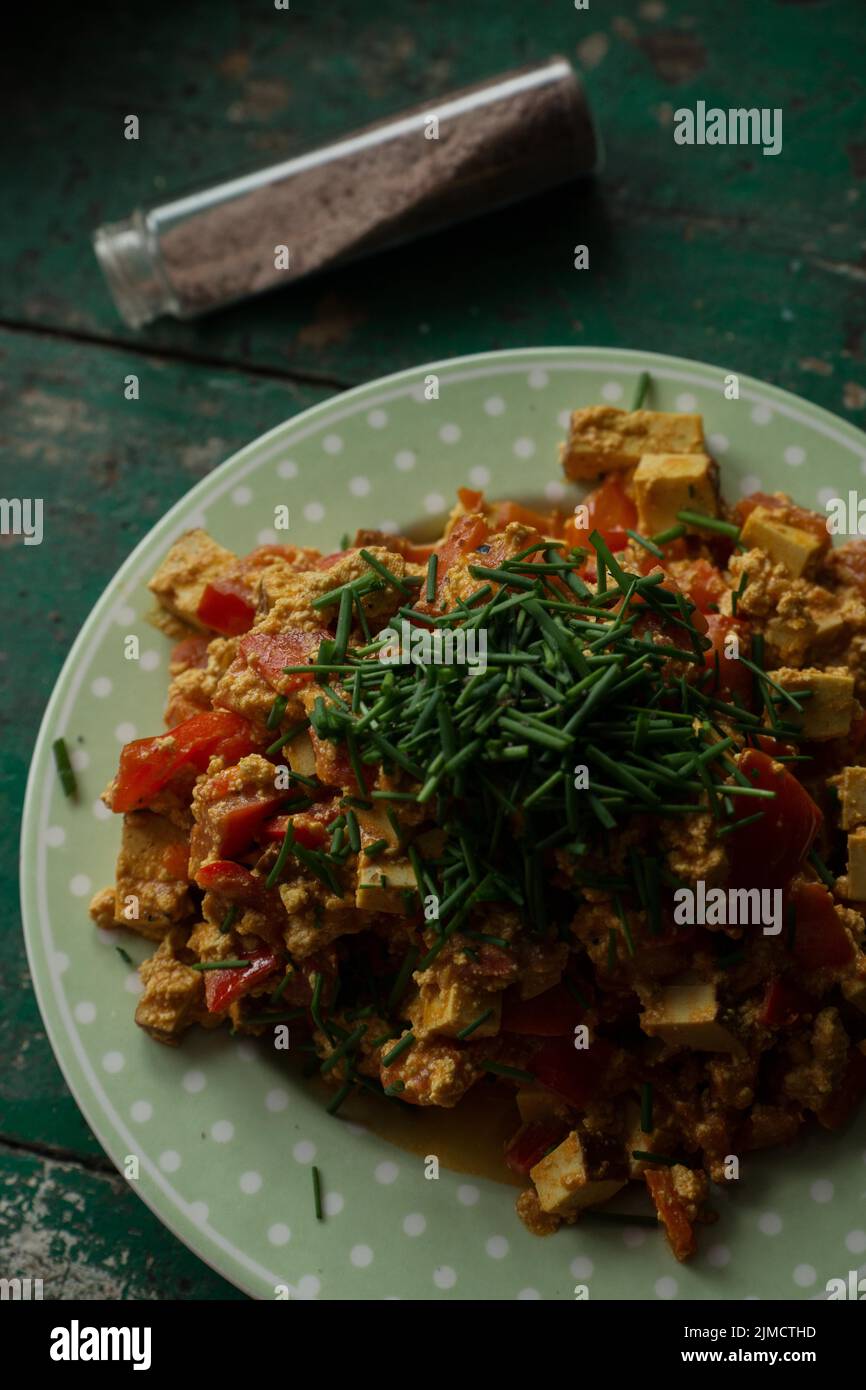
[{"xmin": 94, "ymin": 58, "xmax": 599, "ymax": 327}]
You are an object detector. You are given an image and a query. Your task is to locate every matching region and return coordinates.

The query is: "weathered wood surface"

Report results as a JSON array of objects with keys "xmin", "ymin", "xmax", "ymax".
[{"xmin": 3, "ymin": 0, "xmax": 865, "ymax": 1298}]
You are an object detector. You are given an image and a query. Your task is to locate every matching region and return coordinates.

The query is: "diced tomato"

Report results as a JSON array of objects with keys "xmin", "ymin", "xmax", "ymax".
[
  {"xmin": 170, "ymin": 635, "xmax": 211, "ymax": 672},
  {"xmin": 816, "ymin": 1045, "xmax": 866, "ymax": 1130},
  {"xmin": 111, "ymin": 711, "xmax": 258, "ymax": 813},
  {"xmin": 238, "ymin": 628, "xmax": 330, "ymax": 693},
  {"xmin": 204, "ymin": 949, "xmax": 281, "ymax": 1013},
  {"xmin": 504, "ymin": 1120, "xmax": 569, "ymax": 1177},
  {"xmin": 563, "ymin": 477, "xmax": 637, "ymax": 555},
  {"xmin": 197, "ymin": 579, "xmax": 257, "ymax": 636},
  {"xmin": 529, "ymin": 1036, "xmax": 613, "ymax": 1109},
  {"xmin": 502, "ymin": 983, "xmax": 584, "ymax": 1037},
  {"xmin": 490, "ymin": 500, "xmax": 563, "ymax": 536},
  {"xmin": 757, "ymin": 977, "xmax": 814, "ymax": 1028},
  {"xmin": 194, "ymin": 859, "xmax": 260, "ymax": 899},
  {"xmin": 644, "ymin": 1168, "xmax": 696, "ymax": 1262},
  {"xmin": 458, "ymin": 487, "xmax": 485, "ymax": 512},
  {"xmin": 786, "ymin": 880, "xmax": 854, "ymax": 972},
  {"xmin": 240, "ymin": 544, "xmax": 306, "ymax": 568},
  {"xmin": 261, "ymin": 812, "xmax": 328, "ymax": 850},
  {"xmin": 702, "ymin": 613, "xmax": 752, "ymax": 703},
  {"xmin": 315, "ymin": 550, "xmax": 353, "ymax": 570},
  {"xmin": 849, "ymin": 710, "xmax": 866, "ymax": 753},
  {"xmin": 401, "ymin": 542, "xmax": 437, "ymax": 563},
  {"xmin": 215, "ymin": 792, "xmax": 285, "ymax": 858},
  {"xmin": 754, "ymin": 734, "xmax": 796, "ymax": 758},
  {"xmin": 735, "ymin": 492, "xmax": 828, "ymax": 544},
  {"xmin": 308, "ymin": 729, "xmax": 375, "ymax": 793},
  {"xmin": 681, "ymin": 558, "xmax": 728, "ymax": 614},
  {"xmin": 262, "ymin": 797, "xmax": 343, "ymax": 849},
  {"xmin": 727, "ymin": 748, "xmax": 822, "ymax": 889},
  {"xmin": 433, "ymin": 513, "xmax": 491, "ymax": 597}
]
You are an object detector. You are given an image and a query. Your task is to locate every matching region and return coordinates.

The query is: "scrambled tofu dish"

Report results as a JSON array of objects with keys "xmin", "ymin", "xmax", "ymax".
[{"xmin": 90, "ymin": 391, "xmax": 866, "ymax": 1261}]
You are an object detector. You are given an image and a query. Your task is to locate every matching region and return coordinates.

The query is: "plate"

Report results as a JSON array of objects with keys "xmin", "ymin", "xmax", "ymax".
[{"xmin": 22, "ymin": 347, "xmax": 866, "ymax": 1301}]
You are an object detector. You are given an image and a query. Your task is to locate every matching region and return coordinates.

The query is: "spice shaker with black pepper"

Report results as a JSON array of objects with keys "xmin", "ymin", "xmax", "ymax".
[{"xmin": 93, "ymin": 57, "xmax": 601, "ymax": 328}]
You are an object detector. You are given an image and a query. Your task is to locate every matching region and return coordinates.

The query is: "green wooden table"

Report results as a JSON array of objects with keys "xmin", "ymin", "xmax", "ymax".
[{"xmin": 4, "ymin": 0, "xmax": 865, "ymax": 1299}]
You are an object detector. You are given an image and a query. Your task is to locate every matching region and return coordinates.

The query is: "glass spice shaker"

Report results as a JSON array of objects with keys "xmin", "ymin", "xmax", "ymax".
[{"xmin": 93, "ymin": 56, "xmax": 601, "ymax": 328}]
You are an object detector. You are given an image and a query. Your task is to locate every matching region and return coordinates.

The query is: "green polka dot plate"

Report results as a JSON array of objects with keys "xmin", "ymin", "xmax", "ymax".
[{"xmin": 21, "ymin": 348, "xmax": 866, "ymax": 1300}]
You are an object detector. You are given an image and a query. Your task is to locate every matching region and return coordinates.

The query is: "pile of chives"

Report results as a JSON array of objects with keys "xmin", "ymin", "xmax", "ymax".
[{"xmin": 270, "ymin": 522, "xmax": 794, "ymax": 1097}]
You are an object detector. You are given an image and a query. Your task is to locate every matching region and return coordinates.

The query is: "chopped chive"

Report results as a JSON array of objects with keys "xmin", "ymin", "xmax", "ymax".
[
  {"xmin": 482, "ymin": 1061, "xmax": 536, "ymax": 1083},
  {"xmin": 675, "ymin": 509, "xmax": 741, "ymax": 540},
  {"xmin": 651, "ymin": 523, "xmax": 687, "ymax": 546},
  {"xmin": 320, "ymin": 1024, "xmax": 366, "ymax": 1074},
  {"xmin": 630, "ymin": 370, "xmax": 650, "ymax": 411},
  {"xmin": 266, "ymin": 821, "xmax": 296, "ymax": 889},
  {"xmin": 456, "ymin": 1009, "xmax": 493, "ymax": 1040},
  {"xmin": 346, "ymin": 808, "xmax": 361, "ymax": 853},
  {"xmin": 808, "ymin": 848, "xmax": 836, "ymax": 889},
  {"xmin": 333, "ymin": 587, "xmax": 353, "ymax": 663},
  {"xmin": 191, "ymin": 959, "xmax": 252, "ymax": 971},
  {"xmin": 266, "ymin": 693, "xmax": 288, "ymax": 730},
  {"xmin": 641, "ymin": 1082, "xmax": 653, "ymax": 1134},
  {"xmin": 115, "ymin": 945, "xmax": 133, "ymax": 967},
  {"xmin": 326, "ymin": 1080, "xmax": 354, "ymax": 1115},
  {"xmin": 265, "ymin": 719, "xmax": 309, "ymax": 756},
  {"xmin": 382, "ymin": 1032, "xmax": 415, "ymax": 1067},
  {"xmin": 219, "ymin": 905, "xmax": 238, "ymax": 934},
  {"xmin": 425, "ymin": 552, "xmax": 438, "ymax": 603},
  {"xmin": 359, "ymin": 548, "xmax": 413, "ymax": 595},
  {"xmin": 626, "ymin": 529, "xmax": 664, "ymax": 560},
  {"xmin": 631, "ymin": 1151, "xmax": 679, "ymax": 1166},
  {"xmin": 53, "ymin": 737, "xmax": 78, "ymax": 798},
  {"xmin": 312, "ymin": 1165, "xmax": 323, "ymax": 1219}
]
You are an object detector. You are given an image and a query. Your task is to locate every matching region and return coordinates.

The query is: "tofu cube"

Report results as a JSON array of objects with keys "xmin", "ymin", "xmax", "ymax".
[
  {"xmin": 740, "ymin": 506, "xmax": 826, "ymax": 578},
  {"xmin": 842, "ymin": 974, "xmax": 866, "ymax": 1013},
  {"xmin": 148, "ymin": 529, "xmax": 237, "ymax": 630},
  {"xmin": 765, "ymin": 613, "xmax": 816, "ymax": 668},
  {"xmin": 285, "ymin": 732, "xmax": 318, "ymax": 780},
  {"xmin": 640, "ymin": 980, "xmax": 744, "ymax": 1054},
  {"xmin": 412, "ymin": 979, "xmax": 501, "ymax": 1040},
  {"xmin": 766, "ymin": 667, "xmax": 855, "ymax": 741},
  {"xmin": 114, "ymin": 811, "xmax": 191, "ymax": 937},
  {"xmin": 560, "ymin": 406, "xmax": 705, "ymax": 481},
  {"xmin": 530, "ymin": 1130, "xmax": 628, "ymax": 1216},
  {"xmin": 355, "ymin": 854, "xmax": 417, "ymax": 913},
  {"xmin": 847, "ymin": 827, "xmax": 866, "ymax": 900},
  {"xmin": 838, "ymin": 766, "xmax": 866, "ymax": 830},
  {"xmin": 809, "ymin": 605, "xmax": 847, "ymax": 654},
  {"xmin": 516, "ymin": 1086, "xmax": 565, "ymax": 1123},
  {"xmin": 633, "ymin": 453, "xmax": 718, "ymax": 535}
]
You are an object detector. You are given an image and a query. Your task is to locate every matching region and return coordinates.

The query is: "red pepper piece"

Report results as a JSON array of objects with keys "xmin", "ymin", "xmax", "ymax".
[
  {"xmin": 504, "ymin": 1120, "xmax": 569, "ymax": 1176},
  {"xmin": 111, "ymin": 711, "xmax": 257, "ymax": 813},
  {"xmin": 787, "ymin": 880, "xmax": 854, "ymax": 971},
  {"xmin": 501, "ymin": 983, "xmax": 585, "ymax": 1037},
  {"xmin": 727, "ymin": 748, "xmax": 822, "ymax": 889},
  {"xmin": 194, "ymin": 859, "xmax": 260, "ymax": 900},
  {"xmin": 238, "ymin": 628, "xmax": 330, "ymax": 693},
  {"xmin": 204, "ymin": 949, "xmax": 280, "ymax": 1013},
  {"xmin": 756, "ymin": 977, "xmax": 814, "ymax": 1028},
  {"xmin": 197, "ymin": 578, "xmax": 257, "ymax": 635},
  {"xmin": 644, "ymin": 1168, "xmax": 696, "ymax": 1262},
  {"xmin": 702, "ymin": 613, "xmax": 752, "ymax": 703},
  {"xmin": 529, "ymin": 1036, "xmax": 613, "ymax": 1109},
  {"xmin": 563, "ymin": 476, "xmax": 637, "ymax": 555}
]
